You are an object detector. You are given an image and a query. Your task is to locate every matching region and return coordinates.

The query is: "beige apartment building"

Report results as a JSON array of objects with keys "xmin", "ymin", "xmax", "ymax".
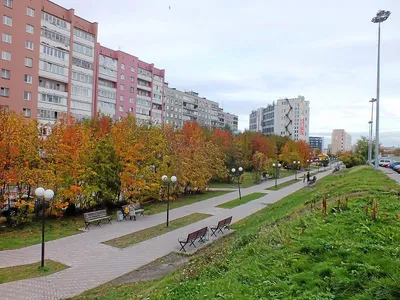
[{"xmin": 331, "ymin": 129, "xmax": 352, "ymax": 154}]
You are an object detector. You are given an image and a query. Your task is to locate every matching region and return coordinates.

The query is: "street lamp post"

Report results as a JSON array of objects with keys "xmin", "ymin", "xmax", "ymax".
[
  {"xmin": 368, "ymin": 98, "xmax": 376, "ymax": 165},
  {"xmin": 293, "ymin": 161, "xmax": 300, "ymax": 180},
  {"xmin": 306, "ymin": 159, "xmax": 311, "ymax": 172},
  {"xmin": 231, "ymin": 167, "xmax": 243, "ymax": 200},
  {"xmin": 372, "ymin": 10, "xmax": 391, "ymax": 170},
  {"xmin": 272, "ymin": 163, "xmax": 281, "ymax": 188},
  {"xmin": 317, "ymin": 158, "xmax": 320, "ymax": 173},
  {"xmin": 161, "ymin": 175, "xmax": 177, "ymax": 227},
  {"xmin": 34, "ymin": 187, "xmax": 54, "ymax": 269}
]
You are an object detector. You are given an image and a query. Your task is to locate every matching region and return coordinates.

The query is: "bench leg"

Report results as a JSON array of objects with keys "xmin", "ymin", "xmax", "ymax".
[
  {"xmin": 85, "ymin": 222, "xmax": 90, "ymax": 230},
  {"xmin": 179, "ymin": 242, "xmax": 187, "ymax": 252},
  {"xmin": 96, "ymin": 220, "xmax": 101, "ymax": 227},
  {"xmin": 107, "ymin": 218, "xmax": 112, "ymax": 224},
  {"xmin": 210, "ymin": 228, "xmax": 218, "ymax": 237},
  {"xmin": 189, "ymin": 240, "xmax": 197, "ymax": 248}
]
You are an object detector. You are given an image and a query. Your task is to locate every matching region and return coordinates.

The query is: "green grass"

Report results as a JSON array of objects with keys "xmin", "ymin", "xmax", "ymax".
[
  {"xmin": 144, "ymin": 191, "xmax": 232, "ymax": 215},
  {"xmin": 73, "ymin": 166, "xmax": 400, "ymax": 300},
  {"xmin": 0, "ymin": 259, "xmax": 69, "ymax": 284},
  {"xmin": 0, "ymin": 216, "xmax": 83, "ymax": 251},
  {"xmin": 266, "ymin": 179, "xmax": 300, "ymax": 191},
  {"xmin": 207, "ymin": 172, "xmax": 257, "ymax": 189},
  {"xmin": 103, "ymin": 213, "xmax": 212, "ymax": 248},
  {"xmin": 217, "ymin": 193, "xmax": 266, "ymax": 209}
]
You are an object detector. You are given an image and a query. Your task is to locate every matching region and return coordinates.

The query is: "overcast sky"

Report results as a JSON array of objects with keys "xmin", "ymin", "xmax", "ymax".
[{"xmin": 56, "ymin": 0, "xmax": 399, "ymax": 146}]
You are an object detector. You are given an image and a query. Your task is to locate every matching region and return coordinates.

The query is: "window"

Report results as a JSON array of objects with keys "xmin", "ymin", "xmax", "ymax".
[
  {"xmin": 23, "ymin": 108, "xmax": 31, "ymax": 118},
  {"xmin": 130, "ymin": 87, "xmax": 134, "ymax": 93},
  {"xmin": 41, "ymin": 12, "xmax": 67, "ymax": 29},
  {"xmin": 2, "ymin": 33, "xmax": 11, "ymax": 43},
  {"xmin": 25, "ymin": 40, "xmax": 34, "ymax": 50},
  {"xmin": 26, "ymin": 24, "xmax": 34, "ymax": 34},
  {"xmin": 26, "ymin": 7, "xmax": 35, "ymax": 17},
  {"xmin": 121, "ymin": 63, "xmax": 125, "ymax": 70},
  {"xmin": 72, "ymin": 57, "xmax": 93, "ymax": 70},
  {"xmin": 71, "ymin": 100, "xmax": 91, "ymax": 111},
  {"xmin": 72, "ymin": 72, "xmax": 93, "ymax": 84},
  {"xmin": 130, "ymin": 77, "xmax": 134, "ymax": 83},
  {"xmin": 41, "ymin": 45, "xmax": 66, "ymax": 60},
  {"xmin": 129, "ymin": 107, "xmax": 133, "ymax": 113},
  {"xmin": 1, "ymin": 50, "xmax": 11, "ymax": 61},
  {"xmin": 39, "ymin": 79, "xmax": 66, "ymax": 92},
  {"xmin": 42, "ymin": 62, "xmax": 65, "ymax": 75},
  {"xmin": 0, "ymin": 87, "xmax": 9, "ymax": 97},
  {"xmin": 120, "ymin": 95, "xmax": 124, "ymax": 101},
  {"xmin": 130, "ymin": 67, "xmax": 135, "ymax": 72},
  {"xmin": 71, "ymin": 85, "xmax": 91, "ymax": 97},
  {"xmin": 41, "ymin": 28, "xmax": 69, "ymax": 45},
  {"xmin": 73, "ymin": 42, "xmax": 93, "ymax": 57},
  {"xmin": 25, "ymin": 57, "xmax": 33, "ymax": 67},
  {"xmin": 4, "ymin": 0, "xmax": 12, "ymax": 8},
  {"xmin": 73, "ymin": 28, "xmax": 94, "ymax": 42},
  {"xmin": 120, "ymin": 84, "xmax": 124, "ymax": 91},
  {"xmin": 119, "ymin": 105, "xmax": 123, "ymax": 112},
  {"xmin": 3, "ymin": 15, "xmax": 12, "ymax": 26},
  {"xmin": 121, "ymin": 74, "xmax": 125, "ymax": 80},
  {"xmin": 98, "ymin": 88, "xmax": 116, "ymax": 99},
  {"xmin": 24, "ymin": 75, "xmax": 32, "ymax": 84},
  {"xmin": 129, "ymin": 97, "xmax": 134, "ymax": 103},
  {"xmin": 98, "ymin": 79, "xmax": 114, "ymax": 88},
  {"xmin": 24, "ymin": 91, "xmax": 32, "ymax": 101},
  {"xmin": 1, "ymin": 69, "xmax": 10, "ymax": 79},
  {"xmin": 38, "ymin": 109, "xmax": 59, "ymax": 120}
]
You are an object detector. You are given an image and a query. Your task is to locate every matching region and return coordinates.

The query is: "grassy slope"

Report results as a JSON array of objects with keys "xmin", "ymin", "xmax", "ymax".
[
  {"xmin": 0, "ymin": 191, "xmax": 227, "ymax": 251},
  {"xmin": 74, "ymin": 166, "xmax": 400, "ymax": 300},
  {"xmin": 0, "ymin": 260, "xmax": 69, "ymax": 284},
  {"xmin": 217, "ymin": 193, "xmax": 266, "ymax": 209}
]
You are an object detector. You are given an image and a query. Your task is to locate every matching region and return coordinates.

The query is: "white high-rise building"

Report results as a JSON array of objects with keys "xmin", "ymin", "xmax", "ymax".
[
  {"xmin": 331, "ymin": 129, "xmax": 352, "ymax": 154},
  {"xmin": 249, "ymin": 96, "xmax": 310, "ymax": 142}
]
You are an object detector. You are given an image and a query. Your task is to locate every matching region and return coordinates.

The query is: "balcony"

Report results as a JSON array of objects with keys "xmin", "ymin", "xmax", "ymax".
[
  {"xmin": 137, "ymin": 84, "xmax": 152, "ymax": 92},
  {"xmin": 99, "ymin": 72, "xmax": 117, "ymax": 83},
  {"xmin": 38, "ymin": 86, "xmax": 68, "ymax": 98},
  {"xmin": 39, "ymin": 69, "xmax": 69, "ymax": 83},
  {"xmin": 137, "ymin": 94, "xmax": 151, "ymax": 101},
  {"xmin": 152, "ymin": 97, "xmax": 162, "ymax": 105},
  {"xmin": 137, "ymin": 73, "xmax": 152, "ymax": 82}
]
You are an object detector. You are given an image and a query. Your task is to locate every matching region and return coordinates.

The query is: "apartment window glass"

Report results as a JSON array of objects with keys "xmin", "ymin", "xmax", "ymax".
[
  {"xmin": 41, "ymin": 45, "xmax": 66, "ymax": 60},
  {"xmin": 130, "ymin": 67, "xmax": 135, "ymax": 72},
  {"xmin": 129, "ymin": 107, "xmax": 133, "ymax": 113},
  {"xmin": 121, "ymin": 63, "xmax": 125, "ymax": 70},
  {"xmin": 24, "ymin": 57, "xmax": 33, "ymax": 67},
  {"xmin": 2, "ymin": 33, "xmax": 11, "ymax": 43},
  {"xmin": 73, "ymin": 28, "xmax": 94, "ymax": 42},
  {"xmin": 26, "ymin": 7, "xmax": 35, "ymax": 17},
  {"xmin": 72, "ymin": 72, "xmax": 93, "ymax": 84},
  {"xmin": 72, "ymin": 57, "xmax": 93, "ymax": 70},
  {"xmin": 129, "ymin": 97, "xmax": 134, "ymax": 103},
  {"xmin": 120, "ymin": 95, "xmax": 124, "ymax": 101},
  {"xmin": 23, "ymin": 108, "xmax": 31, "ymax": 118},
  {"xmin": 72, "ymin": 85, "xmax": 90, "ymax": 97},
  {"xmin": 4, "ymin": 0, "xmax": 12, "ymax": 8},
  {"xmin": 121, "ymin": 74, "xmax": 125, "ymax": 80},
  {"xmin": 130, "ymin": 77, "xmax": 134, "ymax": 83},
  {"xmin": 26, "ymin": 24, "xmax": 34, "ymax": 34},
  {"xmin": 73, "ymin": 42, "xmax": 93, "ymax": 57},
  {"xmin": 1, "ymin": 69, "xmax": 10, "ymax": 79},
  {"xmin": 41, "ymin": 28, "xmax": 69, "ymax": 45},
  {"xmin": 120, "ymin": 84, "xmax": 124, "ymax": 91},
  {"xmin": 119, "ymin": 105, "xmax": 123, "ymax": 112},
  {"xmin": 25, "ymin": 40, "xmax": 34, "ymax": 50},
  {"xmin": 42, "ymin": 62, "xmax": 65, "ymax": 75},
  {"xmin": 130, "ymin": 87, "xmax": 134, "ymax": 93},
  {"xmin": 3, "ymin": 15, "xmax": 12, "ymax": 26},
  {"xmin": 1, "ymin": 50, "xmax": 11, "ymax": 61},
  {"xmin": 24, "ymin": 91, "xmax": 32, "ymax": 101},
  {"xmin": 41, "ymin": 12, "xmax": 67, "ymax": 29},
  {"xmin": 38, "ymin": 109, "xmax": 59, "ymax": 120},
  {"xmin": 0, "ymin": 87, "xmax": 9, "ymax": 97},
  {"xmin": 24, "ymin": 75, "xmax": 32, "ymax": 84}
]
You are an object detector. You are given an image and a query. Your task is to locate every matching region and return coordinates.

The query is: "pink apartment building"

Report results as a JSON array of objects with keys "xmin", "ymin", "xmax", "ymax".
[{"xmin": 0, "ymin": 0, "xmax": 164, "ymax": 124}]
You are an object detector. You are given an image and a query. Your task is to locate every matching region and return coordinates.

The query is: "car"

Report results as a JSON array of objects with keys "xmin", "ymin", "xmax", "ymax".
[
  {"xmin": 394, "ymin": 165, "xmax": 400, "ymax": 173},
  {"xmin": 382, "ymin": 163, "xmax": 391, "ymax": 168},
  {"xmin": 379, "ymin": 159, "xmax": 392, "ymax": 166},
  {"xmin": 390, "ymin": 162, "xmax": 400, "ymax": 169}
]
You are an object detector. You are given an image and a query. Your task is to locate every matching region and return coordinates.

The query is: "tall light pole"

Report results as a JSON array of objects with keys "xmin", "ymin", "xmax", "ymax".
[
  {"xmin": 368, "ymin": 98, "xmax": 376, "ymax": 165},
  {"xmin": 231, "ymin": 167, "xmax": 243, "ymax": 200},
  {"xmin": 372, "ymin": 10, "xmax": 391, "ymax": 169},
  {"xmin": 293, "ymin": 161, "xmax": 300, "ymax": 180},
  {"xmin": 272, "ymin": 163, "xmax": 281, "ymax": 188},
  {"xmin": 35, "ymin": 187, "xmax": 54, "ymax": 269},
  {"xmin": 161, "ymin": 175, "xmax": 177, "ymax": 227}
]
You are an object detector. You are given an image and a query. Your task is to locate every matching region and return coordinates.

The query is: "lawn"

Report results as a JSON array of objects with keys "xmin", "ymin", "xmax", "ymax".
[
  {"xmin": 0, "ymin": 259, "xmax": 69, "ymax": 284},
  {"xmin": 266, "ymin": 179, "xmax": 300, "ymax": 191},
  {"xmin": 73, "ymin": 166, "xmax": 400, "ymax": 299},
  {"xmin": 0, "ymin": 216, "xmax": 84, "ymax": 251},
  {"xmin": 207, "ymin": 172, "xmax": 257, "ymax": 189},
  {"xmin": 217, "ymin": 193, "xmax": 266, "ymax": 209},
  {"xmin": 144, "ymin": 191, "xmax": 231, "ymax": 215},
  {"xmin": 103, "ymin": 213, "xmax": 212, "ymax": 248}
]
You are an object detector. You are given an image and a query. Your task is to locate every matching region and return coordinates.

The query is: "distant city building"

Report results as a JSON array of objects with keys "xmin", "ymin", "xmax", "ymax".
[
  {"xmin": 309, "ymin": 137, "xmax": 324, "ymax": 153},
  {"xmin": 249, "ymin": 96, "xmax": 310, "ymax": 141},
  {"xmin": 164, "ymin": 83, "xmax": 238, "ymax": 130},
  {"xmin": 331, "ymin": 129, "xmax": 352, "ymax": 154}
]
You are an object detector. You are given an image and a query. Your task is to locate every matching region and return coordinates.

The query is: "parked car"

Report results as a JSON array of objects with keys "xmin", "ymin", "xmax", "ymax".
[
  {"xmin": 394, "ymin": 165, "xmax": 400, "ymax": 173},
  {"xmin": 390, "ymin": 162, "xmax": 400, "ymax": 169},
  {"xmin": 379, "ymin": 159, "xmax": 392, "ymax": 166},
  {"xmin": 382, "ymin": 162, "xmax": 391, "ymax": 168}
]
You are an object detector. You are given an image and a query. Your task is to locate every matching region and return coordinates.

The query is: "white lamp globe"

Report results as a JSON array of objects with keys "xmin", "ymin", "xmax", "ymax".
[
  {"xmin": 171, "ymin": 176, "xmax": 177, "ymax": 183},
  {"xmin": 161, "ymin": 175, "xmax": 168, "ymax": 182},
  {"xmin": 231, "ymin": 168, "xmax": 236, "ymax": 173},
  {"xmin": 272, "ymin": 163, "xmax": 276, "ymax": 167},
  {"xmin": 35, "ymin": 187, "xmax": 45, "ymax": 197},
  {"xmin": 44, "ymin": 189, "xmax": 54, "ymax": 200},
  {"xmin": 293, "ymin": 161, "xmax": 296, "ymax": 164},
  {"xmin": 298, "ymin": 161, "xmax": 300, "ymax": 164},
  {"xmin": 238, "ymin": 167, "xmax": 243, "ymax": 172},
  {"xmin": 278, "ymin": 164, "xmax": 281, "ymax": 167}
]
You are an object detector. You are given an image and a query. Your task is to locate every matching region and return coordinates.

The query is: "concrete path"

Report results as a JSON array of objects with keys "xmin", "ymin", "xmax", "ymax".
[
  {"xmin": 0, "ymin": 168, "xmax": 335, "ymax": 300},
  {"xmin": 379, "ymin": 167, "xmax": 400, "ymax": 184}
]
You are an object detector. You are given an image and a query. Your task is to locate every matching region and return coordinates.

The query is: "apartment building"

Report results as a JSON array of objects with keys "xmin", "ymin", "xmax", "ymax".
[
  {"xmin": 223, "ymin": 112, "xmax": 238, "ymax": 132},
  {"xmin": 309, "ymin": 136, "xmax": 324, "ymax": 153},
  {"xmin": 331, "ymin": 129, "xmax": 352, "ymax": 154},
  {"xmin": 0, "ymin": 0, "xmax": 99, "ymax": 123},
  {"xmin": 164, "ymin": 83, "xmax": 238, "ymax": 130},
  {"xmin": 0, "ymin": 0, "xmax": 165, "ymax": 125},
  {"xmin": 249, "ymin": 96, "xmax": 310, "ymax": 141},
  {"xmin": 95, "ymin": 46, "xmax": 164, "ymax": 123}
]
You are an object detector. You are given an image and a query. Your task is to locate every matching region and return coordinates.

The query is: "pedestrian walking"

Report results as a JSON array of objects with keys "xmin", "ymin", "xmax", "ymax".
[
  {"xmin": 307, "ymin": 171, "xmax": 310, "ymax": 182},
  {"xmin": 303, "ymin": 174, "xmax": 306, "ymax": 183}
]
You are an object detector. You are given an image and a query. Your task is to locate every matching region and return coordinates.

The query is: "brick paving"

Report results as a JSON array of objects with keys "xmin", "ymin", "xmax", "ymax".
[{"xmin": 0, "ymin": 168, "xmax": 335, "ymax": 299}]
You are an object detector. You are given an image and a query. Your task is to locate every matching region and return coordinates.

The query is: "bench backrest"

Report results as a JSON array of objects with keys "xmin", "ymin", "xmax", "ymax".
[
  {"xmin": 84, "ymin": 210, "xmax": 107, "ymax": 221},
  {"xmin": 186, "ymin": 231, "xmax": 199, "ymax": 242},
  {"xmin": 223, "ymin": 216, "xmax": 232, "ymax": 226},
  {"xmin": 196, "ymin": 227, "xmax": 208, "ymax": 239},
  {"xmin": 217, "ymin": 216, "xmax": 232, "ymax": 229},
  {"xmin": 132, "ymin": 203, "xmax": 141, "ymax": 210}
]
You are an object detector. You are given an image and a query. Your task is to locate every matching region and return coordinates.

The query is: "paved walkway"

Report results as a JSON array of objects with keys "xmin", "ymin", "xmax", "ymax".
[
  {"xmin": 0, "ymin": 168, "xmax": 335, "ymax": 300},
  {"xmin": 379, "ymin": 167, "xmax": 400, "ymax": 184}
]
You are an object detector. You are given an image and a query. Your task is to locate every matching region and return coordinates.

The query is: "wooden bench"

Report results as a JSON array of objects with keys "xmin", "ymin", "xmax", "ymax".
[
  {"xmin": 210, "ymin": 216, "xmax": 232, "ymax": 237},
  {"xmin": 121, "ymin": 203, "xmax": 145, "ymax": 221},
  {"xmin": 83, "ymin": 210, "xmax": 112, "ymax": 229},
  {"xmin": 178, "ymin": 227, "xmax": 208, "ymax": 252}
]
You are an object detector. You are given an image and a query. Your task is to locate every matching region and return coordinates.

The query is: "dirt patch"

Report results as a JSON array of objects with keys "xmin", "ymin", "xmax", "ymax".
[{"xmin": 111, "ymin": 253, "xmax": 189, "ymax": 285}]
